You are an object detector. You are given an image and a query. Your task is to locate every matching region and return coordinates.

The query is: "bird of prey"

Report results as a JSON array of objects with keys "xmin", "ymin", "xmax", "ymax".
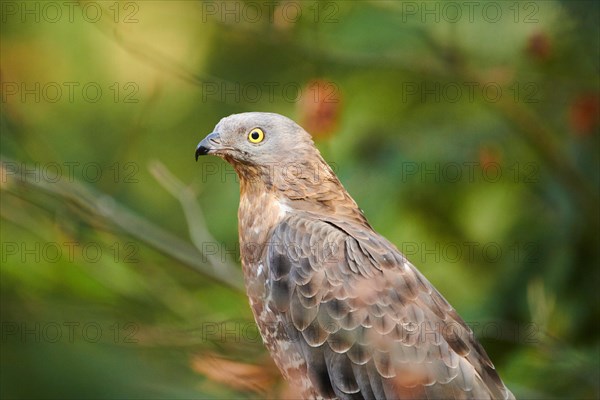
[{"xmin": 195, "ymin": 112, "xmax": 515, "ymax": 400}]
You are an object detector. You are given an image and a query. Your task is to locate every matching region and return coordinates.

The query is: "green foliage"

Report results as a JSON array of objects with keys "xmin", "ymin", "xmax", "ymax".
[{"xmin": 1, "ymin": 1, "xmax": 598, "ymax": 398}]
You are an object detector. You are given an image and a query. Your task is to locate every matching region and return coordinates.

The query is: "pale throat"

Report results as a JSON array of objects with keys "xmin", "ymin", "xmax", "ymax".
[{"xmin": 236, "ymin": 173, "xmax": 287, "ymax": 269}]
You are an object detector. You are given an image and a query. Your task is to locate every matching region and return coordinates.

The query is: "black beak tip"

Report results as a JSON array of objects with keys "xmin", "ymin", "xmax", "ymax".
[
  {"xmin": 195, "ymin": 145, "xmax": 209, "ymax": 161},
  {"xmin": 196, "ymin": 132, "xmax": 221, "ymax": 161}
]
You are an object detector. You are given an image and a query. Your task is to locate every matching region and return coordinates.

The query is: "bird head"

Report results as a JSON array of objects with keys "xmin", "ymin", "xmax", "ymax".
[
  {"xmin": 196, "ymin": 112, "xmax": 315, "ymax": 162},
  {"xmin": 196, "ymin": 112, "xmax": 333, "ymax": 189}
]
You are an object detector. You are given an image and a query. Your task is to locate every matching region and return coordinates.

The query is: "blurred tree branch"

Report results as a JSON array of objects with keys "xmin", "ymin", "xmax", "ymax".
[
  {"xmin": 148, "ymin": 159, "xmax": 242, "ymax": 282},
  {"xmin": 0, "ymin": 156, "xmax": 245, "ymax": 292}
]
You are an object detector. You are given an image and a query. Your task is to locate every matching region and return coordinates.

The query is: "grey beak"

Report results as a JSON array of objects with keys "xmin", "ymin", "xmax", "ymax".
[{"xmin": 195, "ymin": 132, "xmax": 221, "ymax": 161}]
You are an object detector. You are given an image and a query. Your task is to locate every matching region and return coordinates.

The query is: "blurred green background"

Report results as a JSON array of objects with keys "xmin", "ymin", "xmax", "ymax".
[{"xmin": 1, "ymin": 1, "xmax": 599, "ymax": 399}]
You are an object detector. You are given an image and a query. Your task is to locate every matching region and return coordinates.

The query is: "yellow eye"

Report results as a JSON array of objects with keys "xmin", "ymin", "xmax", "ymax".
[{"xmin": 248, "ymin": 128, "xmax": 265, "ymax": 144}]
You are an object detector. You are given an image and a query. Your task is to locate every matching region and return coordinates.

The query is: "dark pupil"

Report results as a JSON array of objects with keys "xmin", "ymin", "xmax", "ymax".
[{"xmin": 251, "ymin": 131, "xmax": 260, "ymax": 140}]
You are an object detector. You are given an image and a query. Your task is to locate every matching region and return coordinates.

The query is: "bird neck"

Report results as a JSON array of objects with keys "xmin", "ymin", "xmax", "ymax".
[{"xmin": 234, "ymin": 156, "xmax": 370, "ymax": 227}]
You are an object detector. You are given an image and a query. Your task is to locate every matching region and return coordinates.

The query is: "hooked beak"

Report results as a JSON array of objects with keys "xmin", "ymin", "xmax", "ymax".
[{"xmin": 195, "ymin": 131, "xmax": 222, "ymax": 161}]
